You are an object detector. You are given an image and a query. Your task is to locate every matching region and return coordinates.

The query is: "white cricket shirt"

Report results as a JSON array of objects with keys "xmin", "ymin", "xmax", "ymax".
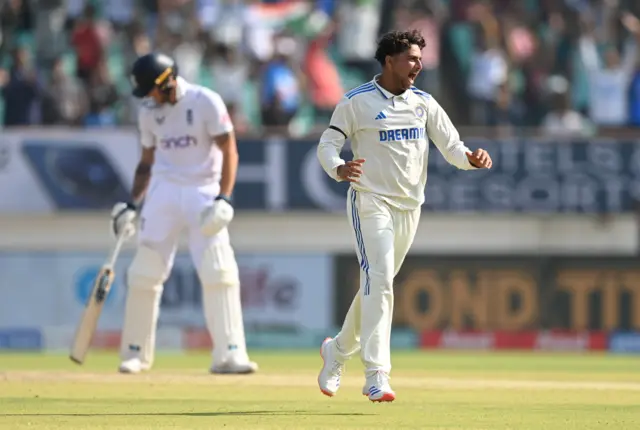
[
  {"xmin": 317, "ymin": 75, "xmax": 477, "ymax": 211},
  {"xmin": 138, "ymin": 76, "xmax": 234, "ymax": 187}
]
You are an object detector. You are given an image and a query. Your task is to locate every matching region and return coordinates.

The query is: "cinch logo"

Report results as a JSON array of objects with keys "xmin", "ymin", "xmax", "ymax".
[
  {"xmin": 160, "ymin": 135, "xmax": 198, "ymax": 149},
  {"xmin": 379, "ymin": 127, "xmax": 425, "ymax": 142}
]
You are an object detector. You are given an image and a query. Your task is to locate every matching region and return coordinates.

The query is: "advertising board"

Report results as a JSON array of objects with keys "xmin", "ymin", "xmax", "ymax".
[
  {"xmin": 334, "ymin": 254, "xmax": 640, "ymax": 332},
  {"xmin": 0, "ymin": 251, "xmax": 334, "ymax": 333},
  {"xmin": 3, "ymin": 130, "xmax": 640, "ymax": 213}
]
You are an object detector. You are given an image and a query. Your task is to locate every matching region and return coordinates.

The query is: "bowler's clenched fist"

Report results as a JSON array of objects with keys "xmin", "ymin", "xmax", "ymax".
[
  {"xmin": 337, "ymin": 159, "xmax": 365, "ymax": 183},
  {"xmin": 466, "ymin": 149, "xmax": 492, "ymax": 169}
]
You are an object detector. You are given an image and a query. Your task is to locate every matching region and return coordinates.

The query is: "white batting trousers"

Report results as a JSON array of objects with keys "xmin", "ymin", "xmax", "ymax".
[
  {"xmin": 335, "ymin": 187, "xmax": 420, "ymax": 376},
  {"xmin": 137, "ymin": 180, "xmax": 225, "ymax": 264},
  {"xmin": 119, "ymin": 179, "xmax": 249, "ymax": 368}
]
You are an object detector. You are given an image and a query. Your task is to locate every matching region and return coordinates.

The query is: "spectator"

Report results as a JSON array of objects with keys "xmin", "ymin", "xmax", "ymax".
[
  {"xmin": 41, "ymin": 56, "xmax": 87, "ymax": 125},
  {"xmin": 170, "ymin": 31, "xmax": 204, "ymax": 84},
  {"xmin": 123, "ymin": 21, "xmax": 152, "ymax": 73},
  {"xmin": 204, "ymin": 0, "xmax": 246, "ymax": 49},
  {"xmin": 70, "ymin": 3, "xmax": 104, "ymax": 85},
  {"xmin": 64, "ymin": 0, "xmax": 87, "ymax": 28},
  {"xmin": 156, "ymin": 0, "xmax": 203, "ymax": 84},
  {"xmin": 209, "ymin": 43, "xmax": 250, "ymax": 132},
  {"xmin": 119, "ymin": 22, "xmax": 152, "ymax": 126},
  {"xmin": 83, "ymin": 59, "xmax": 119, "ymax": 127},
  {"xmin": 541, "ymin": 75, "xmax": 591, "ymax": 137},
  {"xmin": 336, "ymin": 0, "xmax": 381, "ymax": 79},
  {"xmin": 259, "ymin": 36, "xmax": 301, "ymax": 129},
  {"xmin": 2, "ymin": 0, "xmax": 640, "ymax": 135},
  {"xmin": 0, "ymin": 0, "xmax": 30, "ymax": 63},
  {"xmin": 31, "ymin": 0, "xmax": 67, "ymax": 70},
  {"xmin": 104, "ymin": 0, "xmax": 136, "ymax": 32},
  {"xmin": 410, "ymin": 3, "xmax": 444, "ymax": 97},
  {"xmin": 578, "ymin": 12, "xmax": 640, "ymax": 128},
  {"xmin": 628, "ymin": 59, "xmax": 640, "ymax": 127},
  {"xmin": 303, "ymin": 23, "xmax": 343, "ymax": 124},
  {"xmin": 390, "ymin": 1, "xmax": 445, "ymax": 96},
  {"xmin": 466, "ymin": 25, "xmax": 508, "ymax": 125},
  {"xmin": 1, "ymin": 46, "xmax": 39, "ymax": 126},
  {"xmin": 243, "ymin": 0, "xmax": 279, "ymax": 64}
]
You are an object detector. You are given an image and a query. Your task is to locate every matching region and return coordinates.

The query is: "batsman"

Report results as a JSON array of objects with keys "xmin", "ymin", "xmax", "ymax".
[{"xmin": 111, "ymin": 52, "xmax": 258, "ymax": 375}]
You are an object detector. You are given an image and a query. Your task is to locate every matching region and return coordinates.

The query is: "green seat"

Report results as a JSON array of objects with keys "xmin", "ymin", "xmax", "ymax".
[
  {"xmin": 108, "ymin": 52, "xmax": 125, "ymax": 81},
  {"xmin": 0, "ymin": 96, "xmax": 5, "ymax": 125},
  {"xmin": 448, "ymin": 23, "xmax": 474, "ymax": 76},
  {"xmin": 241, "ymin": 80, "xmax": 262, "ymax": 129},
  {"xmin": 289, "ymin": 100, "xmax": 315, "ymax": 136},
  {"xmin": 338, "ymin": 65, "xmax": 366, "ymax": 92},
  {"xmin": 525, "ymin": 0, "xmax": 539, "ymax": 13},
  {"xmin": 15, "ymin": 31, "xmax": 35, "ymax": 51},
  {"xmin": 327, "ymin": 44, "xmax": 343, "ymax": 66},
  {"xmin": 61, "ymin": 52, "xmax": 76, "ymax": 76},
  {"xmin": 571, "ymin": 50, "xmax": 589, "ymax": 111},
  {"xmin": 198, "ymin": 65, "xmax": 213, "ymax": 89}
]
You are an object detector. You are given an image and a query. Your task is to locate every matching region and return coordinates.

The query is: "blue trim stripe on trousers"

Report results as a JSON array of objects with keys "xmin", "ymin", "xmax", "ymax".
[{"xmin": 350, "ymin": 189, "xmax": 371, "ymax": 296}]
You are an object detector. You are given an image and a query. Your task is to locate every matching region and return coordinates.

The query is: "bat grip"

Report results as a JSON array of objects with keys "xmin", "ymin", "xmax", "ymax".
[{"xmin": 106, "ymin": 230, "xmax": 128, "ymax": 268}]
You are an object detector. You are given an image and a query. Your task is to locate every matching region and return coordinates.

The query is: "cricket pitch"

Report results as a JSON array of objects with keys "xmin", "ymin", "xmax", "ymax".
[{"xmin": 1, "ymin": 350, "xmax": 639, "ymax": 429}]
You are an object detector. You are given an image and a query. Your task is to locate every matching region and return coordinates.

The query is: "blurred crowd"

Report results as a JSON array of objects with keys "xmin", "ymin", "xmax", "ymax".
[
  {"xmin": 2, "ymin": 0, "xmax": 640, "ymax": 138},
  {"xmin": 441, "ymin": 0, "xmax": 640, "ymax": 138}
]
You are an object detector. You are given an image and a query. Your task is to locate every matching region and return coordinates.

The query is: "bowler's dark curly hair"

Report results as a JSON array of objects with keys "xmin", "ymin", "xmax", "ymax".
[{"xmin": 374, "ymin": 30, "xmax": 426, "ymax": 66}]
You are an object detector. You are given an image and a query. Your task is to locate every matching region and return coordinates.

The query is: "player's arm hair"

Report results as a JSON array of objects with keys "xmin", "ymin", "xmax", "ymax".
[
  {"xmin": 131, "ymin": 147, "xmax": 155, "ymax": 205},
  {"xmin": 214, "ymin": 131, "xmax": 238, "ymax": 197}
]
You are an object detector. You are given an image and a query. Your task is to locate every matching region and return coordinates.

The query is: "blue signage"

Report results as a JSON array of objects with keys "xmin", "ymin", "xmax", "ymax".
[
  {"xmin": 21, "ymin": 135, "xmax": 640, "ymax": 213},
  {"xmin": 233, "ymin": 137, "xmax": 640, "ymax": 213}
]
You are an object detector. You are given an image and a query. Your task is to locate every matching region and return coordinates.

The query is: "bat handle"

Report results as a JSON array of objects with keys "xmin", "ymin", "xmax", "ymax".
[{"xmin": 106, "ymin": 230, "xmax": 128, "ymax": 268}]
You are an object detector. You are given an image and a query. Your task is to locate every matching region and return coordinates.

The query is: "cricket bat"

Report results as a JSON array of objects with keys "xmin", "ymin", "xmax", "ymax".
[{"xmin": 69, "ymin": 231, "xmax": 127, "ymax": 365}]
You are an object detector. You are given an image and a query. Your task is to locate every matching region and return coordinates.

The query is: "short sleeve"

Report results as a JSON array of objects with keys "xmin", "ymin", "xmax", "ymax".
[
  {"xmin": 137, "ymin": 109, "xmax": 155, "ymax": 148},
  {"xmin": 201, "ymin": 89, "xmax": 234, "ymax": 137}
]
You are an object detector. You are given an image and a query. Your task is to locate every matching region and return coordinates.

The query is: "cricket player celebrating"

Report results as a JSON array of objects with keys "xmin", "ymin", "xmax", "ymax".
[
  {"xmin": 316, "ymin": 30, "xmax": 492, "ymax": 402},
  {"xmin": 111, "ymin": 52, "xmax": 257, "ymax": 375}
]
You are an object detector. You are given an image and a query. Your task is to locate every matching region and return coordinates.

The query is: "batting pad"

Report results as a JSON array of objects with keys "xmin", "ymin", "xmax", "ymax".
[
  {"xmin": 198, "ymin": 241, "xmax": 249, "ymax": 365},
  {"xmin": 119, "ymin": 246, "xmax": 167, "ymax": 368}
]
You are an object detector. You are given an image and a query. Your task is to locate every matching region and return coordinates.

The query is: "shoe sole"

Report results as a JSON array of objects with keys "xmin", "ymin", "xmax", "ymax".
[
  {"xmin": 318, "ymin": 337, "xmax": 335, "ymax": 397},
  {"xmin": 369, "ymin": 392, "xmax": 396, "ymax": 403},
  {"xmin": 118, "ymin": 367, "xmax": 142, "ymax": 374},
  {"xmin": 210, "ymin": 368, "xmax": 257, "ymax": 375}
]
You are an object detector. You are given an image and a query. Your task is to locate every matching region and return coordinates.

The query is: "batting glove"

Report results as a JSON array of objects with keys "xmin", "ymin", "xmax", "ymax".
[
  {"xmin": 110, "ymin": 202, "xmax": 137, "ymax": 240},
  {"xmin": 200, "ymin": 195, "xmax": 234, "ymax": 237}
]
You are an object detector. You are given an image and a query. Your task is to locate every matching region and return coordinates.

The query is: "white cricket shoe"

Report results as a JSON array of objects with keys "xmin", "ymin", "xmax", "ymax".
[
  {"xmin": 118, "ymin": 357, "xmax": 148, "ymax": 374},
  {"xmin": 364, "ymin": 371, "xmax": 395, "ymax": 402},
  {"xmin": 318, "ymin": 337, "xmax": 345, "ymax": 397},
  {"xmin": 210, "ymin": 358, "xmax": 258, "ymax": 375}
]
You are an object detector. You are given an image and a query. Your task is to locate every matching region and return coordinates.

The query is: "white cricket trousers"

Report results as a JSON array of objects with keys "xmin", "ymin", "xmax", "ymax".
[{"xmin": 335, "ymin": 187, "xmax": 420, "ymax": 375}]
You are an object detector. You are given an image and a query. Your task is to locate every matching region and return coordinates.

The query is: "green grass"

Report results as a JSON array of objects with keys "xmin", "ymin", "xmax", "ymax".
[{"xmin": 1, "ymin": 350, "xmax": 640, "ymax": 429}]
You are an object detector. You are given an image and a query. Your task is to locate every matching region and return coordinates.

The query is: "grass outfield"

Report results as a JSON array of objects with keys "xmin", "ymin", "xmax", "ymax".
[{"xmin": 1, "ymin": 350, "xmax": 640, "ymax": 429}]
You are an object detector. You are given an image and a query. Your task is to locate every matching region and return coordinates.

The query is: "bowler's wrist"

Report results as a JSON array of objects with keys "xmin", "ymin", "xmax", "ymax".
[
  {"xmin": 216, "ymin": 194, "xmax": 232, "ymax": 205},
  {"xmin": 334, "ymin": 162, "xmax": 346, "ymax": 179}
]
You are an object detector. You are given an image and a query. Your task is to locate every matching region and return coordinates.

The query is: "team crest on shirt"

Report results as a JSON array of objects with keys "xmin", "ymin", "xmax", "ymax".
[
  {"xmin": 415, "ymin": 106, "xmax": 425, "ymax": 118},
  {"xmin": 186, "ymin": 109, "xmax": 193, "ymax": 125},
  {"xmin": 155, "ymin": 115, "xmax": 165, "ymax": 125}
]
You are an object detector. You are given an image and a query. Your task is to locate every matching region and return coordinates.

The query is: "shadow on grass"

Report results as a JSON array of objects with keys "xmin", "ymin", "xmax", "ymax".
[{"xmin": 1, "ymin": 410, "xmax": 372, "ymax": 417}]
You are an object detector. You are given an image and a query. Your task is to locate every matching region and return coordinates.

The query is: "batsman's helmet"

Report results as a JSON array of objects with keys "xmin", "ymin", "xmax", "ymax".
[{"xmin": 130, "ymin": 52, "xmax": 179, "ymax": 98}]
